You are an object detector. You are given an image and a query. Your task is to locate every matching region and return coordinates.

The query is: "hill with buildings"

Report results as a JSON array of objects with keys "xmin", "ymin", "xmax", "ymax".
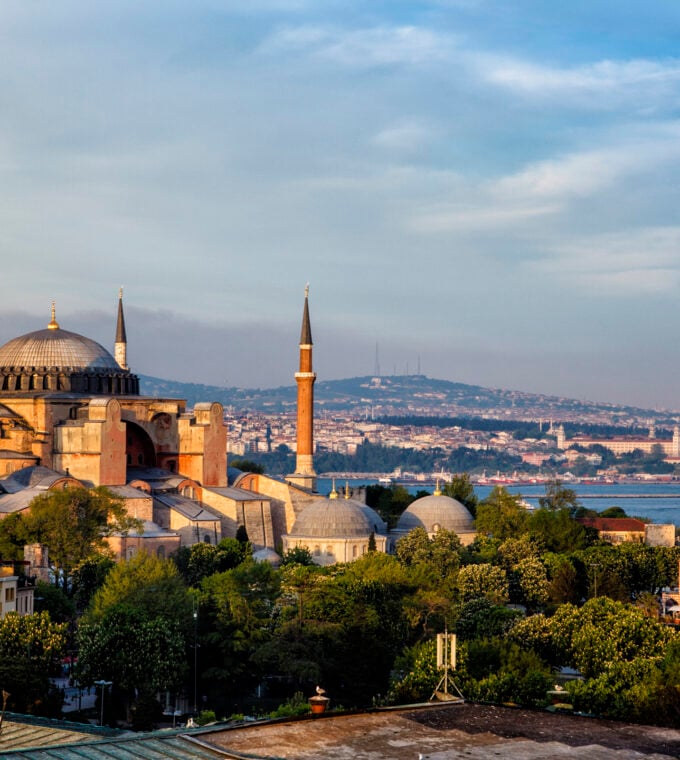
[{"xmin": 139, "ymin": 373, "xmax": 676, "ymax": 427}]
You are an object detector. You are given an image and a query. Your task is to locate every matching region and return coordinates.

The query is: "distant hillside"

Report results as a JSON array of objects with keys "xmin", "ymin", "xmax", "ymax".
[{"xmin": 138, "ymin": 374, "xmax": 674, "ymax": 425}]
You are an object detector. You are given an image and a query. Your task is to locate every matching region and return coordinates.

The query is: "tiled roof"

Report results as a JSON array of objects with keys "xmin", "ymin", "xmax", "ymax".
[
  {"xmin": 577, "ymin": 517, "xmax": 646, "ymax": 532},
  {"xmin": 0, "ymin": 731, "xmax": 244, "ymax": 759}
]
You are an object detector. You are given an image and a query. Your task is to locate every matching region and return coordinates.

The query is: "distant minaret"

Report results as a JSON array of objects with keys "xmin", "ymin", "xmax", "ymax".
[
  {"xmin": 114, "ymin": 287, "xmax": 128, "ymax": 371},
  {"xmin": 288, "ymin": 285, "xmax": 317, "ymax": 491}
]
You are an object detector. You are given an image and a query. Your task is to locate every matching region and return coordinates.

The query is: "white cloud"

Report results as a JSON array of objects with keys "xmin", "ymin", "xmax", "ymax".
[
  {"xmin": 258, "ymin": 24, "xmax": 453, "ymax": 66},
  {"xmin": 371, "ymin": 119, "xmax": 439, "ymax": 153},
  {"xmin": 479, "ymin": 54, "xmax": 680, "ymax": 109},
  {"xmin": 528, "ymin": 227, "xmax": 680, "ymax": 295}
]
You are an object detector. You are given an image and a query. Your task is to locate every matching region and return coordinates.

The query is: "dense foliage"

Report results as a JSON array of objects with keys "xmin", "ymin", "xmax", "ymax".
[{"xmin": 10, "ymin": 477, "xmax": 680, "ymax": 729}]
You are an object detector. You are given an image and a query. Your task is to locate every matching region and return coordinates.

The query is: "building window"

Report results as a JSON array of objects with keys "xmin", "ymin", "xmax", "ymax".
[
  {"xmin": 352, "ymin": 545, "xmax": 358, "ymax": 558},
  {"xmin": 5, "ymin": 587, "xmax": 15, "ymax": 603},
  {"xmin": 157, "ymin": 546, "xmax": 165, "ymax": 559},
  {"xmin": 313, "ymin": 545, "xmax": 321, "ymax": 556},
  {"xmin": 204, "ymin": 534, "xmax": 212, "ymax": 544}
]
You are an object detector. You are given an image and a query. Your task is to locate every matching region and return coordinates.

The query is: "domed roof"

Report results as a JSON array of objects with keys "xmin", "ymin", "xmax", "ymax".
[
  {"xmin": 397, "ymin": 491, "xmax": 475, "ymax": 535},
  {"xmin": 253, "ymin": 547, "xmax": 282, "ymax": 567},
  {"xmin": 290, "ymin": 492, "xmax": 386, "ymax": 538},
  {"xmin": 0, "ymin": 325, "xmax": 120, "ymax": 372}
]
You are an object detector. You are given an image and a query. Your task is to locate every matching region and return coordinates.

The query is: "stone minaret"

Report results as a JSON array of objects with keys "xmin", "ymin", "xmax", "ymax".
[
  {"xmin": 114, "ymin": 287, "xmax": 128, "ymax": 371},
  {"xmin": 288, "ymin": 285, "xmax": 317, "ymax": 491}
]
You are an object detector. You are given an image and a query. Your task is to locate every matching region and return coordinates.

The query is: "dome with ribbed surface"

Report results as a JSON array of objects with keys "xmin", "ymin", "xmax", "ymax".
[
  {"xmin": 291, "ymin": 496, "xmax": 385, "ymax": 538},
  {"xmin": 397, "ymin": 493, "xmax": 475, "ymax": 535},
  {"xmin": 0, "ymin": 327, "xmax": 120, "ymax": 371}
]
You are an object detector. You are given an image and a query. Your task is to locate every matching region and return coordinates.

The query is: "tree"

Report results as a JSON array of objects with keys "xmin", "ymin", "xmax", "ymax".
[
  {"xmin": 33, "ymin": 580, "xmax": 75, "ymax": 623},
  {"xmin": 0, "ymin": 612, "xmax": 67, "ymax": 715},
  {"xmin": 441, "ymin": 473, "xmax": 478, "ymax": 517},
  {"xmin": 71, "ymin": 555, "xmax": 116, "ymax": 613},
  {"xmin": 86, "ymin": 551, "xmax": 192, "ymax": 631},
  {"xmin": 78, "ymin": 605, "xmax": 186, "ymax": 711},
  {"xmin": 366, "ymin": 484, "xmax": 415, "ymax": 529},
  {"xmin": 528, "ymin": 507, "xmax": 591, "ymax": 553},
  {"xmin": 200, "ymin": 561, "xmax": 281, "ymax": 707},
  {"xmin": 19, "ymin": 487, "xmax": 141, "ymax": 591},
  {"xmin": 396, "ymin": 527, "xmax": 461, "ymax": 581},
  {"xmin": 538, "ymin": 480, "xmax": 580, "ymax": 513},
  {"xmin": 475, "ymin": 487, "xmax": 530, "ymax": 541},
  {"xmin": 457, "ymin": 563, "xmax": 509, "ymax": 604},
  {"xmin": 281, "ymin": 546, "xmax": 315, "ymax": 567},
  {"xmin": 229, "ymin": 459, "xmax": 265, "ymax": 474}
]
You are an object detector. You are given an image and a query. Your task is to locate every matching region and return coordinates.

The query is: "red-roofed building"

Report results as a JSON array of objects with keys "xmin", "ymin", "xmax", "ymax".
[{"xmin": 576, "ymin": 517, "xmax": 646, "ymax": 544}]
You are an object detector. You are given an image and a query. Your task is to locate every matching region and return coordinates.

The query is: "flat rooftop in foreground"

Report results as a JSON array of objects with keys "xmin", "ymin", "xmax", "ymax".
[{"xmin": 204, "ymin": 703, "xmax": 680, "ymax": 760}]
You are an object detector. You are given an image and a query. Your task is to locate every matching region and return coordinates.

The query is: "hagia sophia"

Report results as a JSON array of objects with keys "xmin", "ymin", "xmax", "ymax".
[{"xmin": 0, "ymin": 289, "xmax": 475, "ymax": 568}]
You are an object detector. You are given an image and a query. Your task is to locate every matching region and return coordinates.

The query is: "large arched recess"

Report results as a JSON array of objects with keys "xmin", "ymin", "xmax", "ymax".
[{"xmin": 125, "ymin": 421, "xmax": 157, "ymax": 469}]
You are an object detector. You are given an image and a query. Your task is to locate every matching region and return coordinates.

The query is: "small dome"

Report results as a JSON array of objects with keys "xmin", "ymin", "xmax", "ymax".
[
  {"xmin": 291, "ymin": 496, "xmax": 385, "ymax": 538},
  {"xmin": 253, "ymin": 547, "xmax": 282, "ymax": 567},
  {"xmin": 397, "ymin": 493, "xmax": 474, "ymax": 535},
  {"xmin": 0, "ymin": 327, "xmax": 120, "ymax": 372}
]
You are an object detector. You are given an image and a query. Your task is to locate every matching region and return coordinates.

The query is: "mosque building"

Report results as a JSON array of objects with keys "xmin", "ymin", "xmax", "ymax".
[{"xmin": 0, "ymin": 288, "xmax": 474, "ymax": 567}]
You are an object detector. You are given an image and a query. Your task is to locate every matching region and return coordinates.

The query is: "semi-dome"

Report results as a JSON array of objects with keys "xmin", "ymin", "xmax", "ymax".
[
  {"xmin": 290, "ymin": 493, "xmax": 385, "ymax": 538},
  {"xmin": 397, "ymin": 491, "xmax": 475, "ymax": 535}
]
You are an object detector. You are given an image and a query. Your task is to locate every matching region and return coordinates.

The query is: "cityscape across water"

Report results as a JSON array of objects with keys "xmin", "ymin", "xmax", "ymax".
[{"xmin": 317, "ymin": 478, "xmax": 680, "ymax": 526}]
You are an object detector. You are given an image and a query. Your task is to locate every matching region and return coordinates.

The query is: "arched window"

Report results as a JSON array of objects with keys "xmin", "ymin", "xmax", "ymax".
[
  {"xmin": 157, "ymin": 546, "xmax": 166, "ymax": 559},
  {"xmin": 204, "ymin": 534, "xmax": 212, "ymax": 544},
  {"xmin": 313, "ymin": 545, "xmax": 321, "ymax": 556},
  {"xmin": 352, "ymin": 545, "xmax": 358, "ymax": 558}
]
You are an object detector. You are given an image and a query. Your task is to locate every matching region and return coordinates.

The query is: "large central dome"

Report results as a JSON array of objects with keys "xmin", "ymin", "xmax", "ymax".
[
  {"xmin": 0, "ymin": 327, "xmax": 120, "ymax": 371},
  {"xmin": 0, "ymin": 308, "xmax": 139, "ymax": 396}
]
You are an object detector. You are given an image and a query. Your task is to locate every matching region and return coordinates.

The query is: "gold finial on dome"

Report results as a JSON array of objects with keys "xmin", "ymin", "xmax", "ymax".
[
  {"xmin": 47, "ymin": 301, "xmax": 60, "ymax": 330},
  {"xmin": 344, "ymin": 481, "xmax": 350, "ymax": 500},
  {"xmin": 433, "ymin": 478, "xmax": 442, "ymax": 497},
  {"xmin": 329, "ymin": 478, "xmax": 338, "ymax": 499}
]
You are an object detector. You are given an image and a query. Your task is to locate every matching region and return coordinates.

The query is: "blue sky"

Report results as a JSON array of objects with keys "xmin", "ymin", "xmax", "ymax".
[{"xmin": 1, "ymin": 1, "xmax": 679, "ymax": 409}]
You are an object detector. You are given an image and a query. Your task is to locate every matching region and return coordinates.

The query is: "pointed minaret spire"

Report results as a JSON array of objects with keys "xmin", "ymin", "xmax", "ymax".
[
  {"xmin": 114, "ymin": 287, "xmax": 129, "ymax": 370},
  {"xmin": 300, "ymin": 283, "xmax": 312, "ymax": 345},
  {"xmin": 288, "ymin": 285, "xmax": 317, "ymax": 491}
]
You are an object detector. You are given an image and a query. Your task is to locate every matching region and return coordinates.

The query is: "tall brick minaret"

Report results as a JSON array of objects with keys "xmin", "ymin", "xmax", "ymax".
[
  {"xmin": 114, "ymin": 287, "xmax": 128, "ymax": 371},
  {"xmin": 288, "ymin": 285, "xmax": 317, "ymax": 491}
]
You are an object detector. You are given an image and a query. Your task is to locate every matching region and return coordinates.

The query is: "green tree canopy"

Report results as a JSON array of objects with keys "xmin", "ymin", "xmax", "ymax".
[
  {"xmin": 78, "ymin": 604, "xmax": 186, "ymax": 696},
  {"xmin": 19, "ymin": 486, "xmax": 141, "ymax": 590},
  {"xmin": 475, "ymin": 487, "xmax": 530, "ymax": 541},
  {"xmin": 0, "ymin": 611, "xmax": 67, "ymax": 715},
  {"xmin": 441, "ymin": 473, "xmax": 479, "ymax": 517},
  {"xmin": 86, "ymin": 551, "xmax": 192, "ymax": 631}
]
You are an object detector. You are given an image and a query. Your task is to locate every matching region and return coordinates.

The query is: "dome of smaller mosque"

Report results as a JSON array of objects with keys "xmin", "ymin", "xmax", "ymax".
[
  {"xmin": 290, "ymin": 489, "xmax": 385, "ymax": 538},
  {"xmin": 253, "ymin": 547, "xmax": 282, "ymax": 567},
  {"xmin": 397, "ymin": 489, "xmax": 474, "ymax": 535}
]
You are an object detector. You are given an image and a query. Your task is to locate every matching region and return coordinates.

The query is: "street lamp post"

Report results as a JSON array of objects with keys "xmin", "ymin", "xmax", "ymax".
[
  {"xmin": 193, "ymin": 599, "xmax": 198, "ymax": 715},
  {"xmin": 94, "ymin": 680, "xmax": 112, "ymax": 726}
]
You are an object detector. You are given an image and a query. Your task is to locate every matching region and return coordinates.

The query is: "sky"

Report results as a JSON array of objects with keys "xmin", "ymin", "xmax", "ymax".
[{"xmin": 1, "ymin": 1, "xmax": 679, "ymax": 409}]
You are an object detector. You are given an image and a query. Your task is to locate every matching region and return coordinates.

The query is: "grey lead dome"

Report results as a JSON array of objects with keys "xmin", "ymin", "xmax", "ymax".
[
  {"xmin": 0, "ymin": 327, "xmax": 121, "ymax": 371},
  {"xmin": 397, "ymin": 493, "xmax": 475, "ymax": 534},
  {"xmin": 290, "ymin": 497, "xmax": 386, "ymax": 538}
]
